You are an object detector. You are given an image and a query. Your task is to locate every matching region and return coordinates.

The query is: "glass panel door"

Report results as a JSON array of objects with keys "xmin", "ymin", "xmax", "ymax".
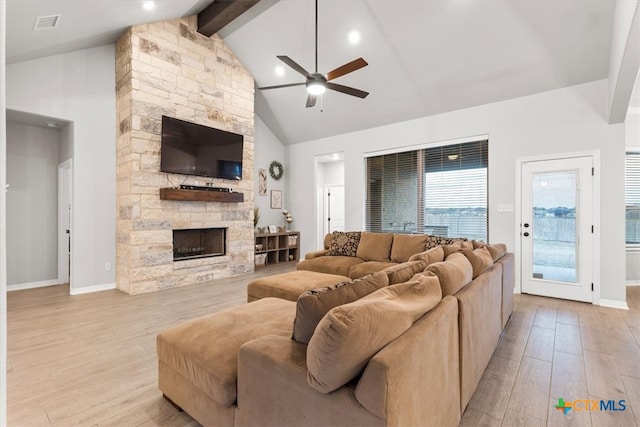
[{"xmin": 521, "ymin": 156, "xmax": 593, "ymax": 303}]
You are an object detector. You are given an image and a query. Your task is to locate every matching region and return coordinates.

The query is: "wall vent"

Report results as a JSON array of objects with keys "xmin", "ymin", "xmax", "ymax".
[{"xmin": 33, "ymin": 14, "xmax": 61, "ymax": 30}]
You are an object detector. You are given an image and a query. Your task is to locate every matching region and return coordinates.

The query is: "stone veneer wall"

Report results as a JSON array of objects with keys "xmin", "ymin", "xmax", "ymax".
[{"xmin": 115, "ymin": 17, "xmax": 254, "ymax": 294}]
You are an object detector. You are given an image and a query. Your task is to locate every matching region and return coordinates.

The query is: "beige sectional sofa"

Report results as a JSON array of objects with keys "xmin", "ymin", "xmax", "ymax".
[
  {"xmin": 156, "ymin": 231, "xmax": 514, "ymax": 427},
  {"xmin": 297, "ymin": 231, "xmax": 466, "ymax": 278}
]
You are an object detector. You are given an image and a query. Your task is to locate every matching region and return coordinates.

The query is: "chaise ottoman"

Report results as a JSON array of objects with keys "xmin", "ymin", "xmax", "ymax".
[
  {"xmin": 156, "ymin": 297, "xmax": 295, "ymax": 427},
  {"xmin": 246, "ymin": 270, "xmax": 350, "ymax": 302}
]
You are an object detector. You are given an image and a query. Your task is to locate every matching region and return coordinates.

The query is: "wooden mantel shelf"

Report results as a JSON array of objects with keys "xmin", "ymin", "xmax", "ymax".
[{"xmin": 160, "ymin": 188, "xmax": 244, "ymax": 202}]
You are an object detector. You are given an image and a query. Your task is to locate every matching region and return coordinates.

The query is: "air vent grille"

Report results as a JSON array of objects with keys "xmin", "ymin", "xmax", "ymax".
[{"xmin": 34, "ymin": 14, "xmax": 61, "ymax": 30}]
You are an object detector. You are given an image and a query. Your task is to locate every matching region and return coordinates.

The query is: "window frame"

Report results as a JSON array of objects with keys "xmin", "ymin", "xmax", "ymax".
[
  {"xmin": 626, "ymin": 149, "xmax": 640, "ymax": 250},
  {"xmin": 364, "ymin": 135, "xmax": 489, "ymax": 241}
]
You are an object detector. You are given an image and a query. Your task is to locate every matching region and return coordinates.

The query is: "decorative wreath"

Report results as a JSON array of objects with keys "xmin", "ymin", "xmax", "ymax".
[{"xmin": 269, "ymin": 160, "xmax": 284, "ymax": 180}]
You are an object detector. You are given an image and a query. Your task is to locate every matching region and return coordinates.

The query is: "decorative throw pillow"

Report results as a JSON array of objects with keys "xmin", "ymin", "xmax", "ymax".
[
  {"xmin": 407, "ymin": 246, "xmax": 445, "ymax": 267},
  {"xmin": 390, "ymin": 234, "xmax": 428, "ymax": 263},
  {"xmin": 327, "ymin": 231, "xmax": 361, "ymax": 257},
  {"xmin": 292, "ymin": 271, "xmax": 389, "ymax": 344},
  {"xmin": 356, "ymin": 232, "xmax": 394, "ymax": 262},
  {"xmin": 306, "ymin": 274, "xmax": 443, "ymax": 393},
  {"xmin": 424, "ymin": 235, "xmax": 468, "ymax": 250},
  {"xmin": 461, "ymin": 246, "xmax": 494, "ymax": 278}
]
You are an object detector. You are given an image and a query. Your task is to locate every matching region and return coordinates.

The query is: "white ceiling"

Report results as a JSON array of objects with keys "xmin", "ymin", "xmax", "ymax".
[{"xmin": 5, "ymin": 0, "xmax": 630, "ymax": 143}]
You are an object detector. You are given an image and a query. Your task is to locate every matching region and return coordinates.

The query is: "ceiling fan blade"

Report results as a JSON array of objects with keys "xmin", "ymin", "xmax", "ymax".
[
  {"xmin": 277, "ymin": 55, "xmax": 311, "ymax": 78},
  {"xmin": 258, "ymin": 82, "xmax": 306, "ymax": 90},
  {"xmin": 326, "ymin": 82, "xmax": 369, "ymax": 99},
  {"xmin": 306, "ymin": 94, "xmax": 317, "ymax": 108},
  {"xmin": 326, "ymin": 58, "xmax": 368, "ymax": 81}
]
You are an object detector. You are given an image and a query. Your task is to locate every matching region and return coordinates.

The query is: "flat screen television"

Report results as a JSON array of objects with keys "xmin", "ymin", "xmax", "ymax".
[{"xmin": 160, "ymin": 115, "xmax": 243, "ymax": 180}]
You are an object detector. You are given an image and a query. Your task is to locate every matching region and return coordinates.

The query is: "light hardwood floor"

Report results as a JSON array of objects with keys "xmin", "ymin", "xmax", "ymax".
[{"xmin": 7, "ymin": 267, "xmax": 640, "ymax": 426}]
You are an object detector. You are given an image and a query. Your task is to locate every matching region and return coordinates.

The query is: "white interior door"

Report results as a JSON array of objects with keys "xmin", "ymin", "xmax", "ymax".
[
  {"xmin": 521, "ymin": 156, "xmax": 594, "ymax": 302},
  {"xmin": 324, "ymin": 185, "xmax": 345, "ymax": 234},
  {"xmin": 57, "ymin": 160, "xmax": 72, "ymax": 285}
]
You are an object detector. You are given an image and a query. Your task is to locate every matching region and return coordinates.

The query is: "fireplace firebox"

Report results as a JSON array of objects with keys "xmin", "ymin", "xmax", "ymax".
[{"xmin": 173, "ymin": 228, "xmax": 226, "ymax": 261}]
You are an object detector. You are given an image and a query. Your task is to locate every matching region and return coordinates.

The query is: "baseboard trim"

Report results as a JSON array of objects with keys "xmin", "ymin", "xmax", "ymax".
[
  {"xmin": 598, "ymin": 299, "xmax": 629, "ymax": 310},
  {"xmin": 7, "ymin": 279, "xmax": 61, "ymax": 292},
  {"xmin": 70, "ymin": 282, "xmax": 116, "ymax": 295}
]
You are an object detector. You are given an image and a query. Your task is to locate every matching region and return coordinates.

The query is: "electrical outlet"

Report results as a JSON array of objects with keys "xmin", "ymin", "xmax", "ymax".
[{"xmin": 105, "ymin": 262, "xmax": 112, "ymax": 271}]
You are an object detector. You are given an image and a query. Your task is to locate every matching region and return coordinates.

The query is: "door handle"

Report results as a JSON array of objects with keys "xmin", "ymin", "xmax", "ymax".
[{"xmin": 523, "ymin": 232, "xmax": 530, "ymax": 237}]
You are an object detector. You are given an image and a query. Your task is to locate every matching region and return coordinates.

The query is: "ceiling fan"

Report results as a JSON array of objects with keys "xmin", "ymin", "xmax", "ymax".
[{"xmin": 258, "ymin": 0, "xmax": 369, "ymax": 108}]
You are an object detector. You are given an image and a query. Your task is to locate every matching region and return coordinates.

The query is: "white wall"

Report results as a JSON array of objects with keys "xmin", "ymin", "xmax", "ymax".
[
  {"xmin": 254, "ymin": 115, "xmax": 287, "ymax": 228},
  {"xmin": 59, "ymin": 123, "xmax": 73, "ymax": 163},
  {"xmin": 0, "ymin": 0, "xmax": 8, "ymax": 422},
  {"xmin": 6, "ymin": 45, "xmax": 116, "ymax": 291},
  {"xmin": 6, "ymin": 122, "xmax": 59, "ymax": 286},
  {"xmin": 288, "ymin": 79, "xmax": 627, "ymax": 303}
]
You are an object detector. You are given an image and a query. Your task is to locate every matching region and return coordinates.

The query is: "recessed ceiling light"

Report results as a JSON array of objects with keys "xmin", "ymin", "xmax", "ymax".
[
  {"xmin": 46, "ymin": 122, "xmax": 57, "ymax": 128},
  {"xmin": 275, "ymin": 65, "xmax": 285, "ymax": 76},
  {"xmin": 143, "ymin": 1, "xmax": 155, "ymax": 11},
  {"xmin": 348, "ymin": 30, "xmax": 361, "ymax": 45}
]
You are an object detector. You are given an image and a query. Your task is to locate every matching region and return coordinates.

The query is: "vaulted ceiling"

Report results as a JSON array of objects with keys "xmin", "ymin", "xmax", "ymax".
[{"xmin": 5, "ymin": 0, "xmax": 630, "ymax": 144}]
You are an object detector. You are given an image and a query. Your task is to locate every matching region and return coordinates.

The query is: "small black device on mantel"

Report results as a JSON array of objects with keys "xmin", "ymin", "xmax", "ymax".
[{"xmin": 160, "ymin": 115, "xmax": 243, "ymax": 180}]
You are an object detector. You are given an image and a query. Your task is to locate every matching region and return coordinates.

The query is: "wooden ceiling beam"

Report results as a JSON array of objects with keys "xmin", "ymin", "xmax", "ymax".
[{"xmin": 197, "ymin": 0, "xmax": 261, "ymax": 37}]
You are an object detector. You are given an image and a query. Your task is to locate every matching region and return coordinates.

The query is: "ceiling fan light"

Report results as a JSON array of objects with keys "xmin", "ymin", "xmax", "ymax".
[{"xmin": 307, "ymin": 81, "xmax": 326, "ymax": 95}]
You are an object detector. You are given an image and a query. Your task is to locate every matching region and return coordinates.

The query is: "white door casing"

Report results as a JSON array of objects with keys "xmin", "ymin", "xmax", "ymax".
[
  {"xmin": 520, "ymin": 155, "xmax": 595, "ymax": 303},
  {"xmin": 324, "ymin": 185, "xmax": 345, "ymax": 235},
  {"xmin": 58, "ymin": 159, "xmax": 72, "ymax": 286}
]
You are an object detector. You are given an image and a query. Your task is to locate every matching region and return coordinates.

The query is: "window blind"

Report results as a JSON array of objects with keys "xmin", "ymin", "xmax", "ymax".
[
  {"xmin": 366, "ymin": 140, "xmax": 488, "ymax": 241},
  {"xmin": 626, "ymin": 151, "xmax": 640, "ymax": 245}
]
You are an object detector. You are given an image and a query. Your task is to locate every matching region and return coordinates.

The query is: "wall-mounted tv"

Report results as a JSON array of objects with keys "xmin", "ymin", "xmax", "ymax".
[{"xmin": 160, "ymin": 115, "xmax": 244, "ymax": 180}]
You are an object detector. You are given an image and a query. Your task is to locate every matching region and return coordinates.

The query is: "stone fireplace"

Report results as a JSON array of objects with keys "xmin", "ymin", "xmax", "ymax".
[{"xmin": 115, "ymin": 17, "xmax": 255, "ymax": 294}]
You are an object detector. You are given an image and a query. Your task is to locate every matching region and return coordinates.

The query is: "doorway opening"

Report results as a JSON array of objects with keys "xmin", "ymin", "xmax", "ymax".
[
  {"xmin": 315, "ymin": 152, "xmax": 345, "ymax": 247},
  {"xmin": 6, "ymin": 110, "xmax": 73, "ymax": 292}
]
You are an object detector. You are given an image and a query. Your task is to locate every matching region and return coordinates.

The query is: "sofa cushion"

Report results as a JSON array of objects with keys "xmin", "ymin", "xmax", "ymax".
[
  {"xmin": 327, "ymin": 231, "xmax": 361, "ymax": 257},
  {"xmin": 382, "ymin": 260, "xmax": 427, "ymax": 285},
  {"xmin": 460, "ymin": 240, "xmax": 474, "ymax": 250},
  {"xmin": 306, "ymin": 274, "xmax": 442, "ymax": 393},
  {"xmin": 247, "ymin": 270, "xmax": 350, "ymax": 302},
  {"xmin": 323, "ymin": 233, "xmax": 333, "ymax": 250},
  {"xmin": 461, "ymin": 246, "xmax": 494, "ymax": 278},
  {"xmin": 348, "ymin": 261, "xmax": 397, "ymax": 279},
  {"xmin": 426, "ymin": 252, "xmax": 473, "ymax": 296},
  {"xmin": 297, "ymin": 255, "xmax": 364, "ymax": 277},
  {"xmin": 156, "ymin": 297, "xmax": 295, "ymax": 408},
  {"xmin": 408, "ymin": 246, "xmax": 445, "ymax": 266},
  {"xmin": 486, "ymin": 243, "xmax": 507, "ymax": 262},
  {"xmin": 472, "ymin": 240, "xmax": 486, "ymax": 249},
  {"xmin": 292, "ymin": 271, "xmax": 389, "ymax": 344},
  {"xmin": 442, "ymin": 242, "xmax": 463, "ymax": 257},
  {"xmin": 390, "ymin": 234, "xmax": 428, "ymax": 263},
  {"xmin": 356, "ymin": 231, "xmax": 394, "ymax": 262}
]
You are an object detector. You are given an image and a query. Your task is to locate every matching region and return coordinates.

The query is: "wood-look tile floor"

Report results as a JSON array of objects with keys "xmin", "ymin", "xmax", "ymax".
[{"xmin": 7, "ymin": 268, "xmax": 640, "ymax": 426}]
